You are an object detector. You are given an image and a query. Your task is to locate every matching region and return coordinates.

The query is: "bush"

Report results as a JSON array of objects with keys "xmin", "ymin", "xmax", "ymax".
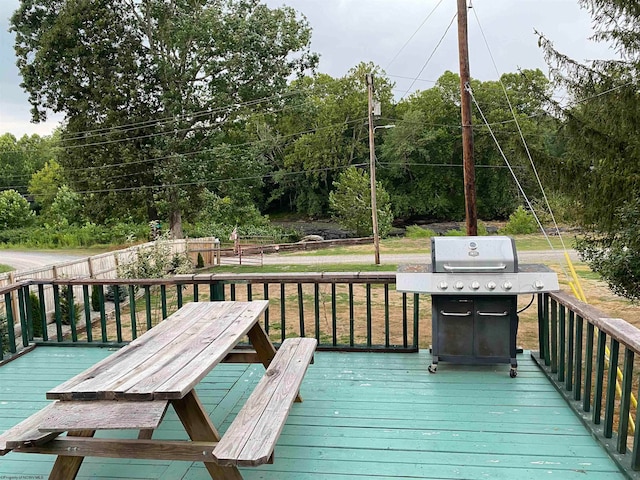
[
  {"xmin": 499, "ymin": 206, "xmax": 538, "ymax": 235},
  {"xmin": 405, "ymin": 225, "xmax": 437, "ymax": 239},
  {"xmin": 0, "ymin": 315, "xmax": 8, "ymax": 353},
  {"xmin": 329, "ymin": 167, "xmax": 393, "ymax": 238},
  {"xmin": 91, "ymin": 285, "xmax": 101, "ymax": 312},
  {"xmin": 0, "ymin": 189, "xmax": 35, "ymax": 229},
  {"xmin": 29, "ymin": 293, "xmax": 44, "ymax": 338},
  {"xmin": 105, "ymin": 285, "xmax": 129, "ymax": 303},
  {"xmin": 59, "ymin": 286, "xmax": 81, "ymax": 326},
  {"xmin": 196, "ymin": 252, "xmax": 205, "ymax": 268},
  {"xmin": 118, "ymin": 235, "xmax": 193, "ymax": 279}
]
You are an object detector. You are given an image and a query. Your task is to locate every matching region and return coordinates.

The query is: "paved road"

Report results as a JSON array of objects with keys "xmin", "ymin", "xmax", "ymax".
[
  {"xmin": 262, "ymin": 250, "xmax": 579, "ymax": 266},
  {"xmin": 0, "ymin": 251, "xmax": 86, "ymax": 272},
  {"xmin": 0, "ymin": 248, "xmax": 578, "ymax": 272}
]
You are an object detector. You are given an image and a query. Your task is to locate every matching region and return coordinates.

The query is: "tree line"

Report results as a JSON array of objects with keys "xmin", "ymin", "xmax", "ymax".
[{"xmin": 3, "ymin": 0, "xmax": 640, "ymax": 300}]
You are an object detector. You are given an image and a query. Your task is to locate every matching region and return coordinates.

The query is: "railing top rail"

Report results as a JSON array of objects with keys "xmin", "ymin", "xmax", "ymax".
[
  {"xmin": 22, "ymin": 272, "xmax": 398, "ymax": 287},
  {"xmin": 549, "ymin": 290, "xmax": 640, "ymax": 355}
]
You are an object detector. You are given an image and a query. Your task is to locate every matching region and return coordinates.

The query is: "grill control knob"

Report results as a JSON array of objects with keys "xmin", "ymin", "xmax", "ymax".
[
  {"xmin": 470, "ymin": 281, "xmax": 480, "ymax": 290},
  {"xmin": 534, "ymin": 280, "xmax": 544, "ymax": 290},
  {"xmin": 502, "ymin": 281, "xmax": 513, "ymax": 291},
  {"xmin": 454, "ymin": 281, "xmax": 465, "ymax": 290},
  {"xmin": 438, "ymin": 281, "xmax": 449, "ymax": 290},
  {"xmin": 486, "ymin": 281, "xmax": 497, "ymax": 291}
]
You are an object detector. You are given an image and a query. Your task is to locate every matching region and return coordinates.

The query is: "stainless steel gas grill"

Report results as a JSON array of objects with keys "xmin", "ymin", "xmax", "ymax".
[{"xmin": 397, "ymin": 236, "xmax": 559, "ymax": 377}]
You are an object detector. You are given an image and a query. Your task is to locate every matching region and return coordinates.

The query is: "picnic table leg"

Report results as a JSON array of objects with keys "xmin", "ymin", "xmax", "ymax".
[
  {"xmin": 247, "ymin": 322, "xmax": 303, "ymax": 402},
  {"xmin": 48, "ymin": 429, "xmax": 95, "ymax": 480},
  {"xmin": 172, "ymin": 390, "xmax": 243, "ymax": 480}
]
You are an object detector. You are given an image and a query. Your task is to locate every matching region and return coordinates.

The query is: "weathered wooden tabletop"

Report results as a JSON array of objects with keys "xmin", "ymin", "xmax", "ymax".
[{"xmin": 47, "ymin": 300, "xmax": 270, "ymax": 401}]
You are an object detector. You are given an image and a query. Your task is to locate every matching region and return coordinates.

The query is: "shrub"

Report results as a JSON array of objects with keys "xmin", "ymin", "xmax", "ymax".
[
  {"xmin": 91, "ymin": 285, "xmax": 101, "ymax": 312},
  {"xmin": 197, "ymin": 252, "xmax": 205, "ymax": 268},
  {"xmin": 29, "ymin": 293, "xmax": 44, "ymax": 338},
  {"xmin": 499, "ymin": 206, "xmax": 538, "ymax": 235},
  {"xmin": 59, "ymin": 286, "xmax": 81, "ymax": 326},
  {"xmin": 118, "ymin": 235, "xmax": 193, "ymax": 279},
  {"xmin": 0, "ymin": 189, "xmax": 35, "ymax": 229},
  {"xmin": 329, "ymin": 166, "xmax": 393, "ymax": 238},
  {"xmin": 0, "ymin": 315, "xmax": 8, "ymax": 353},
  {"xmin": 444, "ymin": 228, "xmax": 465, "ymax": 236},
  {"xmin": 405, "ymin": 225, "xmax": 437, "ymax": 238},
  {"xmin": 105, "ymin": 285, "xmax": 129, "ymax": 303}
]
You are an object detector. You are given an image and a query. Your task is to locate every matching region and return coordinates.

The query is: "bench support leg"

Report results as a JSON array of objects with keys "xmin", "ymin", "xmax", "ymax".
[
  {"xmin": 172, "ymin": 391, "xmax": 243, "ymax": 480},
  {"xmin": 248, "ymin": 323, "xmax": 303, "ymax": 402},
  {"xmin": 48, "ymin": 429, "xmax": 95, "ymax": 480}
]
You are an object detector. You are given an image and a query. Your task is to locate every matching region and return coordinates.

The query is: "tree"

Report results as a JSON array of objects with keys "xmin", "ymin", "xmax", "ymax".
[
  {"xmin": 329, "ymin": 166, "xmax": 393, "ymax": 238},
  {"xmin": 255, "ymin": 63, "xmax": 394, "ymax": 216},
  {"xmin": 0, "ymin": 190, "xmax": 35, "ymax": 229},
  {"xmin": 12, "ymin": 0, "xmax": 317, "ymax": 236},
  {"xmin": 538, "ymin": 0, "xmax": 640, "ymax": 299},
  {"xmin": 379, "ymin": 70, "xmax": 555, "ymax": 221},
  {"xmin": 28, "ymin": 160, "xmax": 64, "ymax": 212}
]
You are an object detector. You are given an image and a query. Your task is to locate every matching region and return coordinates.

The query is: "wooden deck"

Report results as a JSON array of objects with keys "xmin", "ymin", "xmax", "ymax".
[{"xmin": 0, "ymin": 347, "xmax": 626, "ymax": 479}]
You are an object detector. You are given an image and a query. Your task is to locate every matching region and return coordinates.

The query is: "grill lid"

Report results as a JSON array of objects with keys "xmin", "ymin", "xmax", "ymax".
[{"xmin": 431, "ymin": 236, "xmax": 517, "ymax": 273}]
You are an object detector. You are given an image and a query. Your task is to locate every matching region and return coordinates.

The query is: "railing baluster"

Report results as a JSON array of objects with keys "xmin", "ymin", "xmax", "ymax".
[
  {"xmin": 37, "ymin": 284, "xmax": 47, "ymax": 342},
  {"xmin": 413, "ymin": 293, "xmax": 419, "ymax": 349},
  {"xmin": 82, "ymin": 285, "xmax": 92, "ymax": 343},
  {"xmin": 193, "ymin": 284, "xmax": 199, "ymax": 302},
  {"xmin": 566, "ymin": 311, "xmax": 574, "ymax": 391},
  {"xmin": 573, "ymin": 315, "xmax": 583, "ymax": 401},
  {"xmin": 53, "ymin": 285, "xmax": 63, "ymax": 342},
  {"xmin": 618, "ymin": 348, "xmax": 634, "ymax": 453},
  {"xmin": 176, "ymin": 284, "xmax": 183, "ymax": 309},
  {"xmin": 98, "ymin": 285, "xmax": 107, "ymax": 342},
  {"xmin": 280, "ymin": 283, "xmax": 286, "ymax": 343},
  {"xmin": 247, "ymin": 284, "xmax": 253, "ymax": 302},
  {"xmin": 543, "ymin": 293, "xmax": 550, "ymax": 366},
  {"xmin": 23, "ymin": 286, "xmax": 33, "ymax": 342},
  {"xmin": 583, "ymin": 322, "xmax": 594, "ymax": 412},
  {"xmin": 537, "ymin": 293, "xmax": 544, "ymax": 360},
  {"xmin": 129, "ymin": 286, "xmax": 137, "ymax": 340},
  {"xmin": 143, "ymin": 285, "xmax": 152, "ymax": 331},
  {"xmin": 18, "ymin": 287, "xmax": 28, "ymax": 347},
  {"xmin": 550, "ymin": 298, "xmax": 558, "ymax": 373},
  {"xmin": 230, "ymin": 284, "xmax": 236, "ymax": 301},
  {"xmin": 160, "ymin": 285, "xmax": 168, "ymax": 319},
  {"xmin": 314, "ymin": 283, "xmax": 319, "ymax": 342},
  {"xmin": 264, "ymin": 283, "xmax": 270, "ymax": 335},
  {"xmin": 113, "ymin": 286, "xmax": 122, "ymax": 343},
  {"xmin": 331, "ymin": 283, "xmax": 337, "ymax": 347},
  {"xmin": 558, "ymin": 305, "xmax": 565, "ymax": 382},
  {"xmin": 366, "ymin": 284, "xmax": 372, "ymax": 348},
  {"xmin": 593, "ymin": 330, "xmax": 607, "ymax": 425},
  {"xmin": 632, "ymin": 380, "xmax": 640, "ymax": 470},
  {"xmin": 384, "ymin": 285, "xmax": 390, "ymax": 348},
  {"xmin": 603, "ymin": 338, "xmax": 620, "ymax": 438},
  {"xmin": 297, "ymin": 283, "xmax": 304, "ymax": 337},
  {"xmin": 4, "ymin": 292, "xmax": 17, "ymax": 353},
  {"xmin": 349, "ymin": 284, "xmax": 354, "ymax": 347}
]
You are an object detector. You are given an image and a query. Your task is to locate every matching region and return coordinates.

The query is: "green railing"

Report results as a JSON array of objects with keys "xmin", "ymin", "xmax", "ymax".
[
  {"xmin": 0, "ymin": 272, "xmax": 420, "ymax": 360},
  {"xmin": 536, "ymin": 290, "xmax": 640, "ymax": 478}
]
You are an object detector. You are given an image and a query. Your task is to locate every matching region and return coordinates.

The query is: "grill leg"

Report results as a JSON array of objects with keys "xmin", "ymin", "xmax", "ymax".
[{"xmin": 428, "ymin": 356, "xmax": 438, "ymax": 374}]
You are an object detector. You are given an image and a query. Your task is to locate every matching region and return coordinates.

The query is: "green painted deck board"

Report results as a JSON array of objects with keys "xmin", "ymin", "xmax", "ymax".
[{"xmin": 0, "ymin": 347, "xmax": 627, "ymax": 479}]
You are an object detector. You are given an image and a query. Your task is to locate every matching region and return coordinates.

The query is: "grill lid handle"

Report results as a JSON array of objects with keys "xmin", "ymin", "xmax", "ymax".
[{"xmin": 442, "ymin": 264, "xmax": 507, "ymax": 272}]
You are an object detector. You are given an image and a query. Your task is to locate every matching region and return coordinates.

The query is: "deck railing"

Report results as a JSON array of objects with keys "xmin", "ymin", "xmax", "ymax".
[
  {"xmin": 0, "ymin": 273, "xmax": 420, "ymax": 361},
  {"xmin": 536, "ymin": 290, "xmax": 640, "ymax": 476}
]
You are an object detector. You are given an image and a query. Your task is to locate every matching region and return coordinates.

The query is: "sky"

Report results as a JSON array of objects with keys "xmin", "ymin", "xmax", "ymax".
[{"xmin": 0, "ymin": 0, "xmax": 618, "ymax": 139}]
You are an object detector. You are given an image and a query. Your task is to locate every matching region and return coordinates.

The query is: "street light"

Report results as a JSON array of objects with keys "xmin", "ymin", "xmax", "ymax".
[{"xmin": 368, "ymin": 114, "xmax": 395, "ymax": 265}]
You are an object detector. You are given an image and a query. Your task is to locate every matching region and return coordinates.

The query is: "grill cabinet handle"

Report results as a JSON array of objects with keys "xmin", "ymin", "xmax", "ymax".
[
  {"xmin": 442, "ymin": 264, "xmax": 507, "ymax": 272},
  {"xmin": 440, "ymin": 310, "xmax": 472, "ymax": 317},
  {"xmin": 477, "ymin": 311, "xmax": 509, "ymax": 317}
]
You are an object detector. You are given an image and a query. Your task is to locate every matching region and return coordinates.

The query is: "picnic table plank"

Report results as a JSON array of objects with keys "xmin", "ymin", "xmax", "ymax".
[
  {"xmin": 112, "ymin": 302, "xmax": 258, "ymax": 399},
  {"xmin": 151, "ymin": 301, "xmax": 269, "ymax": 400},
  {"xmin": 213, "ymin": 337, "xmax": 317, "ymax": 467},
  {"xmin": 0, "ymin": 402, "xmax": 60, "ymax": 453},
  {"xmin": 37, "ymin": 400, "xmax": 169, "ymax": 432},
  {"xmin": 46, "ymin": 302, "xmax": 225, "ymax": 400}
]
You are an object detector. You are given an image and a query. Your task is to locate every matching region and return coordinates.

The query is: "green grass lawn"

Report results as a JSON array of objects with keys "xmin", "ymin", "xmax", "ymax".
[
  {"xmin": 208, "ymin": 263, "xmax": 397, "ymax": 274},
  {"xmin": 0, "ymin": 264, "xmax": 13, "ymax": 273}
]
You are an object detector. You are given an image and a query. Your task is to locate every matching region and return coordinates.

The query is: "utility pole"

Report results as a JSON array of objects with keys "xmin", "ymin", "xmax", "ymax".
[
  {"xmin": 457, "ymin": 0, "xmax": 478, "ymax": 236},
  {"xmin": 366, "ymin": 73, "xmax": 380, "ymax": 265}
]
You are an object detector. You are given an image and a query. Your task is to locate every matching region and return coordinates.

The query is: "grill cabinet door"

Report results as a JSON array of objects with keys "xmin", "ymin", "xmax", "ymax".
[
  {"xmin": 474, "ymin": 297, "xmax": 516, "ymax": 358},
  {"xmin": 433, "ymin": 297, "xmax": 474, "ymax": 356}
]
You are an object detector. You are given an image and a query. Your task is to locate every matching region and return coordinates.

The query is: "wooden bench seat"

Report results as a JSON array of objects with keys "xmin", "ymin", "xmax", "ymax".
[
  {"xmin": 0, "ymin": 399, "xmax": 169, "ymax": 455},
  {"xmin": 213, "ymin": 337, "xmax": 317, "ymax": 467}
]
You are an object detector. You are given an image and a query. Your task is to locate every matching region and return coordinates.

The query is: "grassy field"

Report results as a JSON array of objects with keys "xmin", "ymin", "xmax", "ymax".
[{"xmin": 0, "ymin": 265, "xmax": 12, "ymax": 273}]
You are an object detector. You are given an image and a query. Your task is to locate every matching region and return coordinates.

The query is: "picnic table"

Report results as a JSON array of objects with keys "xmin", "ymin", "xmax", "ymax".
[{"xmin": 0, "ymin": 300, "xmax": 317, "ymax": 480}]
